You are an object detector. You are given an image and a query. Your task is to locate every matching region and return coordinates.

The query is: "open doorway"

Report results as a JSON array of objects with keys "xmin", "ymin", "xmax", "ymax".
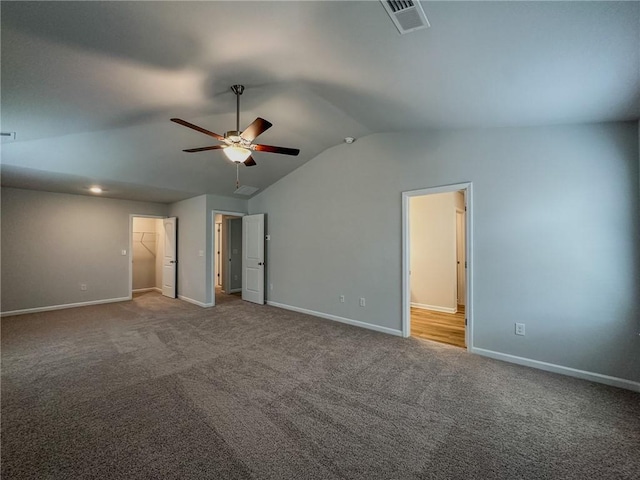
[
  {"xmin": 402, "ymin": 183, "xmax": 473, "ymax": 349},
  {"xmin": 131, "ymin": 216, "xmax": 164, "ymax": 295},
  {"xmin": 212, "ymin": 211, "xmax": 246, "ymax": 306},
  {"xmin": 129, "ymin": 215, "xmax": 177, "ymax": 299}
]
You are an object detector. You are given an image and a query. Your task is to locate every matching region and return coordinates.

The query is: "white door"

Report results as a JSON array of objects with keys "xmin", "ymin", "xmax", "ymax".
[
  {"xmin": 242, "ymin": 214, "xmax": 265, "ymax": 304},
  {"xmin": 162, "ymin": 217, "xmax": 177, "ymax": 298}
]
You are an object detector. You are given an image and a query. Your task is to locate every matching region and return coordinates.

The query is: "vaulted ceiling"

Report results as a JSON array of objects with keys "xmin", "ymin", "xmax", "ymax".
[{"xmin": 2, "ymin": 1, "xmax": 638, "ymax": 202}]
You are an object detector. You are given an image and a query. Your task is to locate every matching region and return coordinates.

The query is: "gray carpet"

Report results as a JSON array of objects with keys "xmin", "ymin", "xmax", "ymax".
[{"xmin": 2, "ymin": 292, "xmax": 639, "ymax": 479}]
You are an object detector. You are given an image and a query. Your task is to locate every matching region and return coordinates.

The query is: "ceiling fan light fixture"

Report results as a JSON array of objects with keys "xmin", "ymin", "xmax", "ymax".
[{"xmin": 224, "ymin": 145, "xmax": 251, "ymax": 163}]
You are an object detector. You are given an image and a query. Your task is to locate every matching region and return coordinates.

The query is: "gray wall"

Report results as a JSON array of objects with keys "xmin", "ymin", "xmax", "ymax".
[
  {"xmin": 169, "ymin": 195, "xmax": 208, "ymax": 305},
  {"xmin": 1, "ymin": 188, "xmax": 168, "ymax": 312},
  {"xmin": 249, "ymin": 122, "xmax": 640, "ymax": 383}
]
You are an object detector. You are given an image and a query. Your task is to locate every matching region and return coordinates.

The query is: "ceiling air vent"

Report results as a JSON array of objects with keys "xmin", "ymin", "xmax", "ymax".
[
  {"xmin": 234, "ymin": 185, "xmax": 259, "ymax": 196},
  {"xmin": 381, "ymin": 1, "xmax": 430, "ymax": 35}
]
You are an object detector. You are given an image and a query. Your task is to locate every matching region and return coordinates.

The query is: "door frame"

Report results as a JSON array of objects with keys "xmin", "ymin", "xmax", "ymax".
[
  {"xmin": 455, "ymin": 207, "xmax": 466, "ymax": 306},
  {"xmin": 211, "ymin": 210, "xmax": 246, "ymax": 306},
  {"xmin": 128, "ymin": 214, "xmax": 166, "ymax": 299},
  {"xmin": 401, "ymin": 182, "xmax": 474, "ymax": 349}
]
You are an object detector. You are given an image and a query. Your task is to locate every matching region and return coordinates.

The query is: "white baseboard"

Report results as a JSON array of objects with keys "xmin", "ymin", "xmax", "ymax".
[
  {"xmin": 1, "ymin": 296, "xmax": 131, "ymax": 317},
  {"xmin": 178, "ymin": 295, "xmax": 213, "ymax": 308},
  {"xmin": 267, "ymin": 301, "xmax": 403, "ymax": 337},
  {"xmin": 133, "ymin": 287, "xmax": 162, "ymax": 294},
  {"xmin": 471, "ymin": 347, "xmax": 640, "ymax": 393},
  {"xmin": 411, "ymin": 302, "xmax": 457, "ymax": 314}
]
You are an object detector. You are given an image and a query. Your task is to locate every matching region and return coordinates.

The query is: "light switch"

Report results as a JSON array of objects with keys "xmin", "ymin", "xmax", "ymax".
[
  {"xmin": 121, "ymin": 250, "xmax": 127, "ymax": 256},
  {"xmin": 198, "ymin": 250, "xmax": 204, "ymax": 257}
]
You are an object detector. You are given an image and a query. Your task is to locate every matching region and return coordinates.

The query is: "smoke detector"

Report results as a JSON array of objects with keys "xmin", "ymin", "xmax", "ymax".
[{"xmin": 380, "ymin": 1, "xmax": 430, "ymax": 35}]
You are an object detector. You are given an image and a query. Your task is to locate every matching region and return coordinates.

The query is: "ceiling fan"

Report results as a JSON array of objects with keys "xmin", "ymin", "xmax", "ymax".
[{"xmin": 170, "ymin": 85, "xmax": 300, "ymax": 167}]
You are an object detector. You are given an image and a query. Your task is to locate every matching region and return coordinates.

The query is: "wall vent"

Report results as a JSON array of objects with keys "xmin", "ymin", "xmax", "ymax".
[{"xmin": 381, "ymin": 1, "xmax": 430, "ymax": 35}]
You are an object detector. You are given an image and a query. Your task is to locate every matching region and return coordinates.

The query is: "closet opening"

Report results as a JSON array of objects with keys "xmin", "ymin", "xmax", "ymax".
[
  {"xmin": 130, "ymin": 215, "xmax": 177, "ymax": 299},
  {"xmin": 131, "ymin": 216, "xmax": 164, "ymax": 295}
]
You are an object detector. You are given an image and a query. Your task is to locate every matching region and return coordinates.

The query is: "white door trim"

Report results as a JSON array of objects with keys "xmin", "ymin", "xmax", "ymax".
[
  {"xmin": 211, "ymin": 210, "xmax": 246, "ymax": 307},
  {"xmin": 455, "ymin": 207, "xmax": 466, "ymax": 307},
  {"xmin": 129, "ymin": 214, "xmax": 166, "ymax": 298},
  {"xmin": 401, "ymin": 182, "xmax": 474, "ymax": 350}
]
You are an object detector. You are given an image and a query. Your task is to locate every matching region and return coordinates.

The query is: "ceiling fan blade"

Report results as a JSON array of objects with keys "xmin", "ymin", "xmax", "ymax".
[
  {"xmin": 241, "ymin": 117, "xmax": 272, "ymax": 142},
  {"xmin": 170, "ymin": 118, "xmax": 224, "ymax": 141},
  {"xmin": 244, "ymin": 155, "xmax": 257, "ymax": 167},
  {"xmin": 254, "ymin": 144, "xmax": 300, "ymax": 156},
  {"xmin": 183, "ymin": 145, "xmax": 225, "ymax": 153}
]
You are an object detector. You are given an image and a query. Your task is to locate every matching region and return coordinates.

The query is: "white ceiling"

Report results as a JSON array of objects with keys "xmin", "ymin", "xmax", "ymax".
[{"xmin": 2, "ymin": 1, "xmax": 638, "ymax": 203}]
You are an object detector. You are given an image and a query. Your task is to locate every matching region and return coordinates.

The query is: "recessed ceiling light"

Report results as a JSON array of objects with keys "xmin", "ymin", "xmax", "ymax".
[
  {"xmin": 344, "ymin": 137, "xmax": 355, "ymax": 144},
  {"xmin": 89, "ymin": 186, "xmax": 103, "ymax": 193}
]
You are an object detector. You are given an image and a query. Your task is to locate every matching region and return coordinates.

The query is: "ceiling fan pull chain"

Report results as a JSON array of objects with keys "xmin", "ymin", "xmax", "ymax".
[{"xmin": 236, "ymin": 163, "xmax": 240, "ymax": 189}]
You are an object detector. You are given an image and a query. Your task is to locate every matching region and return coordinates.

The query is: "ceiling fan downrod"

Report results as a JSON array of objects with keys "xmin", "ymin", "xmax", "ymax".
[{"xmin": 231, "ymin": 85, "xmax": 245, "ymax": 132}]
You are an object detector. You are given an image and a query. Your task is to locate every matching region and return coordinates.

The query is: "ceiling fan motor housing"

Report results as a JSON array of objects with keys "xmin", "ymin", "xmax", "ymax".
[
  {"xmin": 224, "ymin": 130, "xmax": 253, "ymax": 148},
  {"xmin": 224, "ymin": 130, "xmax": 242, "ymax": 142}
]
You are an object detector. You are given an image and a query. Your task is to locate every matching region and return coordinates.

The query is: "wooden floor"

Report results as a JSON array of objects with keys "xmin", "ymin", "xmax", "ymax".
[{"xmin": 411, "ymin": 305, "xmax": 466, "ymax": 348}]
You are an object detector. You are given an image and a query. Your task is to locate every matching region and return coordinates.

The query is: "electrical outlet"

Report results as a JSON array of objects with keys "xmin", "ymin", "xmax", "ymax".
[
  {"xmin": 121, "ymin": 249, "xmax": 127, "ymax": 256},
  {"xmin": 339, "ymin": 295, "xmax": 345, "ymax": 303},
  {"xmin": 359, "ymin": 297, "xmax": 366, "ymax": 307},
  {"xmin": 515, "ymin": 323, "xmax": 525, "ymax": 336},
  {"xmin": 80, "ymin": 283, "xmax": 87, "ymax": 291}
]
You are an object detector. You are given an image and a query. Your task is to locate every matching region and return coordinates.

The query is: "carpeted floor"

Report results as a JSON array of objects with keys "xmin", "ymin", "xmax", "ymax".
[{"xmin": 2, "ymin": 292, "xmax": 639, "ymax": 479}]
